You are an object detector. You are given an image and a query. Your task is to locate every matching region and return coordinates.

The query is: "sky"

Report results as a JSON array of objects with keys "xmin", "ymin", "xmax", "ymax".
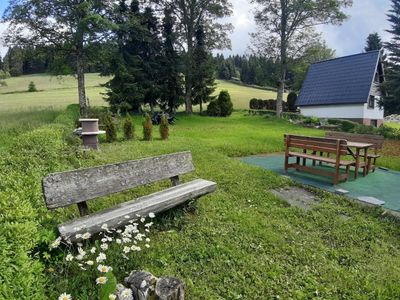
[{"xmin": 0, "ymin": 0, "xmax": 393, "ymax": 58}]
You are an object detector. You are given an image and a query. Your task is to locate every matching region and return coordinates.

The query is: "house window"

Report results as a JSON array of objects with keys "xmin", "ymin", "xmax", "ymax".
[
  {"xmin": 374, "ymin": 72, "xmax": 380, "ymax": 82},
  {"xmin": 368, "ymin": 96, "xmax": 375, "ymax": 109}
]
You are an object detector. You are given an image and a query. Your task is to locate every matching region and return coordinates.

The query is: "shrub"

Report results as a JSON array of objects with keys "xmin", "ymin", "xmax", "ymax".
[
  {"xmin": 249, "ymin": 98, "xmax": 258, "ymax": 109},
  {"xmin": 256, "ymin": 99, "xmax": 264, "ymax": 109},
  {"xmin": 122, "ymin": 116, "xmax": 134, "ymax": 140},
  {"xmin": 206, "ymin": 100, "xmax": 221, "ymax": 116},
  {"xmin": 104, "ymin": 112, "xmax": 117, "ymax": 142},
  {"xmin": 159, "ymin": 114, "xmax": 169, "ymax": 140},
  {"xmin": 218, "ymin": 90, "xmax": 233, "ymax": 117},
  {"xmin": 142, "ymin": 113, "xmax": 153, "ymax": 141},
  {"xmin": 28, "ymin": 81, "xmax": 37, "ymax": 92},
  {"xmin": 208, "ymin": 90, "xmax": 233, "ymax": 117},
  {"xmin": 287, "ymin": 92, "xmax": 297, "ymax": 111},
  {"xmin": 378, "ymin": 125, "xmax": 400, "ymax": 140}
]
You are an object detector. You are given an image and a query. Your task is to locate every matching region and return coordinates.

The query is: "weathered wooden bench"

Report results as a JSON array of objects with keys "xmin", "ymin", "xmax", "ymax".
[
  {"xmin": 326, "ymin": 131, "xmax": 384, "ymax": 173},
  {"xmin": 284, "ymin": 134, "xmax": 355, "ymax": 185},
  {"xmin": 42, "ymin": 151, "xmax": 217, "ymax": 241}
]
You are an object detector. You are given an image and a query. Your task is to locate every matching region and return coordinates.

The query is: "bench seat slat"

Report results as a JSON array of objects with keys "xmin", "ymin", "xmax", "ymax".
[
  {"xmin": 58, "ymin": 179, "xmax": 217, "ymax": 241},
  {"xmin": 288, "ymin": 152, "xmax": 354, "ymax": 166}
]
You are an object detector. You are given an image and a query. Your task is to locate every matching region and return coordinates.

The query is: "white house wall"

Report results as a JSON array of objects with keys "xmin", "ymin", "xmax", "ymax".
[
  {"xmin": 299, "ymin": 104, "xmax": 365, "ymax": 119},
  {"xmin": 363, "ymin": 99, "xmax": 384, "ymax": 120}
]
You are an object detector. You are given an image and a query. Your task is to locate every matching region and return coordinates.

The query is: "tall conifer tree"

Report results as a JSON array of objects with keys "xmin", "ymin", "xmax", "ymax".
[{"xmin": 383, "ymin": 0, "xmax": 400, "ymax": 114}]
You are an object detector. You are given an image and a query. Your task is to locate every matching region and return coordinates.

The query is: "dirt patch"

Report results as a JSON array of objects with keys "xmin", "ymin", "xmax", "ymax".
[{"xmin": 271, "ymin": 186, "xmax": 319, "ymax": 211}]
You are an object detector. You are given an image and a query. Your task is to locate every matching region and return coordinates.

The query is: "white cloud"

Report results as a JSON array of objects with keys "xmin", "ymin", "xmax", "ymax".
[
  {"xmin": 0, "ymin": 22, "xmax": 9, "ymax": 57},
  {"xmin": 319, "ymin": 0, "xmax": 391, "ymax": 56},
  {"xmin": 221, "ymin": 0, "xmax": 392, "ymax": 57}
]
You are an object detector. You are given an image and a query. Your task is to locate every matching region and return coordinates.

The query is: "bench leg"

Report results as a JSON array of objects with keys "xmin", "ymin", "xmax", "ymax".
[
  {"xmin": 77, "ymin": 201, "xmax": 89, "ymax": 217},
  {"xmin": 302, "ymin": 149, "xmax": 307, "ymax": 166},
  {"xmin": 170, "ymin": 176, "xmax": 180, "ymax": 186},
  {"xmin": 312, "ymin": 151, "xmax": 316, "ymax": 166}
]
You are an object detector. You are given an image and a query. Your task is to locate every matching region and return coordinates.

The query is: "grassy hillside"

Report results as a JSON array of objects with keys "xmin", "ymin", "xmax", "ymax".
[
  {"xmin": 0, "ymin": 73, "xmax": 280, "ymax": 112},
  {"xmin": 386, "ymin": 122, "xmax": 400, "ymax": 129},
  {"xmin": 1, "ymin": 106, "xmax": 400, "ymax": 299}
]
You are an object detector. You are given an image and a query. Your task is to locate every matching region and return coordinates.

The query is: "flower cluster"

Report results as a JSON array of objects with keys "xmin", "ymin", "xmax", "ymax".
[{"xmin": 52, "ymin": 212, "xmax": 156, "ymax": 300}]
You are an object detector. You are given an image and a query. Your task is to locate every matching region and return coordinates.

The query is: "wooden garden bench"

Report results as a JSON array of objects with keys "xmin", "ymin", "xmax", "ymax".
[
  {"xmin": 284, "ymin": 134, "xmax": 355, "ymax": 185},
  {"xmin": 42, "ymin": 151, "xmax": 217, "ymax": 241},
  {"xmin": 326, "ymin": 131, "xmax": 384, "ymax": 174}
]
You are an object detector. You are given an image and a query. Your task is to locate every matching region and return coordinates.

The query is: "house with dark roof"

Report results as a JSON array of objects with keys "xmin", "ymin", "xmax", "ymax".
[{"xmin": 296, "ymin": 50, "xmax": 385, "ymax": 127}]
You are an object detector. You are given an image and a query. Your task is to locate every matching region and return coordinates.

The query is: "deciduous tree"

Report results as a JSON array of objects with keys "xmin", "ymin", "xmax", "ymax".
[
  {"xmin": 3, "ymin": 0, "xmax": 112, "ymax": 115},
  {"xmin": 250, "ymin": 0, "xmax": 351, "ymax": 117}
]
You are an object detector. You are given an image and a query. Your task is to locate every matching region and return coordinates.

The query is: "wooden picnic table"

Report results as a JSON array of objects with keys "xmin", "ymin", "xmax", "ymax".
[{"xmin": 346, "ymin": 141, "xmax": 374, "ymax": 179}]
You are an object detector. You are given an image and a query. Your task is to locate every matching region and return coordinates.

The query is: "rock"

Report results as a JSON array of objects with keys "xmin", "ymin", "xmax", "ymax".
[
  {"xmin": 125, "ymin": 270, "xmax": 158, "ymax": 300},
  {"xmin": 155, "ymin": 277, "xmax": 185, "ymax": 300}
]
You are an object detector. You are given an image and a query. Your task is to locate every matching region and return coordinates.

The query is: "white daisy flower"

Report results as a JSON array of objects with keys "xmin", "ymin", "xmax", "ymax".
[
  {"xmin": 50, "ymin": 237, "xmax": 62, "ymax": 249},
  {"xmin": 100, "ymin": 243, "xmax": 108, "ymax": 251},
  {"xmin": 119, "ymin": 288, "xmax": 133, "ymax": 300},
  {"xmin": 140, "ymin": 217, "xmax": 145, "ymax": 223},
  {"xmin": 66, "ymin": 253, "xmax": 74, "ymax": 262},
  {"xmin": 145, "ymin": 244, "xmax": 150, "ymax": 248},
  {"xmin": 123, "ymin": 246, "xmax": 131, "ymax": 254},
  {"xmin": 149, "ymin": 212, "xmax": 155, "ymax": 218},
  {"xmin": 109, "ymin": 294, "xmax": 117, "ymax": 300},
  {"xmin": 97, "ymin": 264, "xmax": 112, "ymax": 273},
  {"xmin": 90, "ymin": 247, "xmax": 96, "ymax": 254},
  {"xmin": 116, "ymin": 238, "xmax": 122, "ymax": 244},
  {"xmin": 82, "ymin": 232, "xmax": 91, "ymax": 240},
  {"xmin": 58, "ymin": 292, "xmax": 72, "ymax": 300},
  {"xmin": 86, "ymin": 260, "xmax": 94, "ymax": 266},
  {"xmin": 96, "ymin": 276, "xmax": 108, "ymax": 285},
  {"xmin": 96, "ymin": 252, "xmax": 106, "ymax": 263},
  {"xmin": 131, "ymin": 245, "xmax": 141, "ymax": 251},
  {"xmin": 75, "ymin": 233, "xmax": 82, "ymax": 239}
]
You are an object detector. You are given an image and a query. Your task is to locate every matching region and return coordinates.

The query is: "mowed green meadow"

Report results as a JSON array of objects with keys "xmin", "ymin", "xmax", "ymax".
[{"xmin": 0, "ymin": 73, "xmax": 280, "ymax": 112}]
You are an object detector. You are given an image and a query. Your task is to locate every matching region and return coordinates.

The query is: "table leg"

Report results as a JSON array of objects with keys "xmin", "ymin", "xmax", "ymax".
[
  {"xmin": 363, "ymin": 148, "xmax": 368, "ymax": 176},
  {"xmin": 354, "ymin": 148, "xmax": 360, "ymax": 179}
]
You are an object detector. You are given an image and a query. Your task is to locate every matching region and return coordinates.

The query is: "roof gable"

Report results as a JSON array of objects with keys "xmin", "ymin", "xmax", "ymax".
[{"xmin": 296, "ymin": 51, "xmax": 381, "ymax": 106}]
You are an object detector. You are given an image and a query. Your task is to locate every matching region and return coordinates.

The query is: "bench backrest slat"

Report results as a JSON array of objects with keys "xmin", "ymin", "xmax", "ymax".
[
  {"xmin": 42, "ymin": 151, "xmax": 194, "ymax": 209},
  {"xmin": 285, "ymin": 134, "xmax": 348, "ymax": 155},
  {"xmin": 326, "ymin": 131, "xmax": 384, "ymax": 149}
]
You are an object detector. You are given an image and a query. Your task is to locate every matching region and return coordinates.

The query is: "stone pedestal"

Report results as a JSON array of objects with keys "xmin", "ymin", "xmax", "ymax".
[{"xmin": 79, "ymin": 118, "xmax": 105, "ymax": 150}]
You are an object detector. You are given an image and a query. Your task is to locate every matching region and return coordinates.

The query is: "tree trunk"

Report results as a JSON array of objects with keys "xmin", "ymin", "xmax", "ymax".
[
  {"xmin": 184, "ymin": 21, "xmax": 194, "ymax": 114},
  {"xmin": 76, "ymin": 49, "xmax": 87, "ymax": 117},
  {"xmin": 199, "ymin": 101, "xmax": 202, "ymax": 113},
  {"xmin": 277, "ymin": 2, "xmax": 287, "ymax": 118}
]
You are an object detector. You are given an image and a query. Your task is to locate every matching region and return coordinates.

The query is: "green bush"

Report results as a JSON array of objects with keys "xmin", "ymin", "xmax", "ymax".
[
  {"xmin": 287, "ymin": 92, "xmax": 297, "ymax": 111},
  {"xmin": 104, "ymin": 111, "xmax": 117, "ymax": 142},
  {"xmin": 28, "ymin": 81, "xmax": 38, "ymax": 92},
  {"xmin": 249, "ymin": 98, "xmax": 258, "ymax": 109},
  {"xmin": 218, "ymin": 90, "xmax": 233, "ymax": 117},
  {"xmin": 378, "ymin": 125, "xmax": 400, "ymax": 140},
  {"xmin": 122, "ymin": 116, "xmax": 135, "ymax": 140},
  {"xmin": 142, "ymin": 113, "xmax": 153, "ymax": 141},
  {"xmin": 206, "ymin": 100, "xmax": 221, "ymax": 116},
  {"xmin": 159, "ymin": 114, "xmax": 169, "ymax": 140},
  {"xmin": 207, "ymin": 90, "xmax": 233, "ymax": 117}
]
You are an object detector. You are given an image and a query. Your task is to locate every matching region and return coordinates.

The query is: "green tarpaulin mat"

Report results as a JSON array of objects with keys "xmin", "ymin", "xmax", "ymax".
[{"xmin": 241, "ymin": 154, "xmax": 400, "ymax": 212}]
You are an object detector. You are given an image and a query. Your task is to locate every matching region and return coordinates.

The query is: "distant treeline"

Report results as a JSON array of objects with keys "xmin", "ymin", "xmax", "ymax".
[{"xmin": 0, "ymin": 45, "xmax": 104, "ymax": 77}]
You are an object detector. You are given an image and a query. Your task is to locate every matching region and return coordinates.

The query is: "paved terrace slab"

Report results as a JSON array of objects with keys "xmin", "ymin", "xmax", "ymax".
[{"xmin": 241, "ymin": 154, "xmax": 400, "ymax": 212}]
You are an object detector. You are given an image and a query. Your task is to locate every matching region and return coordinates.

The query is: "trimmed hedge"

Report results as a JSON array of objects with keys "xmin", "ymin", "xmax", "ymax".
[{"xmin": 249, "ymin": 98, "xmax": 289, "ymax": 111}]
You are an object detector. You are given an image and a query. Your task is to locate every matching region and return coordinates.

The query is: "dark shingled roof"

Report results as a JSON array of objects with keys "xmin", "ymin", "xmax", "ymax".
[{"xmin": 296, "ymin": 51, "xmax": 381, "ymax": 106}]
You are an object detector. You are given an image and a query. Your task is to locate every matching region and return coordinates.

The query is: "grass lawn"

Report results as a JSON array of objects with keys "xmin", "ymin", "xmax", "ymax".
[
  {"xmin": 386, "ymin": 122, "xmax": 400, "ymax": 129},
  {"xmin": 2, "ymin": 105, "xmax": 400, "ymax": 299},
  {"xmin": 0, "ymin": 73, "xmax": 281, "ymax": 112}
]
